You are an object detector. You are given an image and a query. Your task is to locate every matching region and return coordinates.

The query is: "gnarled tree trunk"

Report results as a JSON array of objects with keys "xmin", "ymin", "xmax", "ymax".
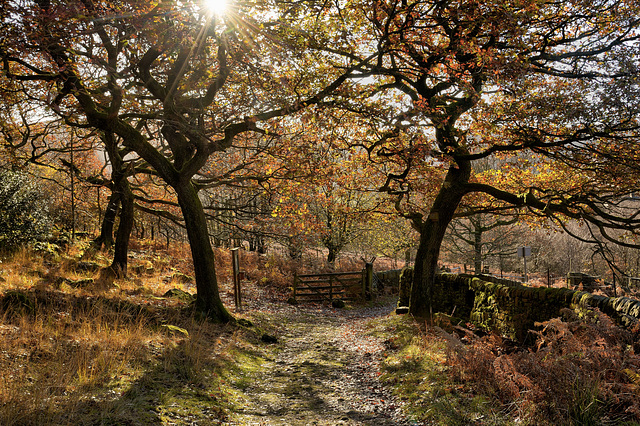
[
  {"xmin": 410, "ymin": 162, "xmax": 471, "ymax": 318},
  {"xmin": 93, "ymin": 191, "xmax": 119, "ymax": 250},
  {"xmin": 174, "ymin": 178, "xmax": 233, "ymax": 323},
  {"xmin": 110, "ymin": 176, "xmax": 134, "ymax": 277}
]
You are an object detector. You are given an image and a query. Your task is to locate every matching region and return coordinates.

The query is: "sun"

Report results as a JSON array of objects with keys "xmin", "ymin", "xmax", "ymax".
[{"xmin": 202, "ymin": 0, "xmax": 228, "ymax": 15}]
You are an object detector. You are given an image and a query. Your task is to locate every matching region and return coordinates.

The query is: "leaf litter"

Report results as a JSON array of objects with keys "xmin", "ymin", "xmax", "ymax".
[{"xmin": 220, "ymin": 282, "xmax": 419, "ymax": 425}]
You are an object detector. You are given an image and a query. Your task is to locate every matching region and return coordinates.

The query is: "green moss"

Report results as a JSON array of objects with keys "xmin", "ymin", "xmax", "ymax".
[
  {"xmin": 161, "ymin": 324, "xmax": 189, "ymax": 337},
  {"xmin": 370, "ymin": 315, "xmax": 515, "ymax": 425},
  {"xmin": 162, "ymin": 288, "xmax": 195, "ymax": 303}
]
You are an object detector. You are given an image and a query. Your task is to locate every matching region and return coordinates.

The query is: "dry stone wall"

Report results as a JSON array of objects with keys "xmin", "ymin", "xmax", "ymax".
[{"xmin": 428, "ymin": 272, "xmax": 640, "ymax": 342}]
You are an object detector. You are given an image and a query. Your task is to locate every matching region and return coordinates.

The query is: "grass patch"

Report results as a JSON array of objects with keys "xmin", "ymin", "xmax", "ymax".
[
  {"xmin": 0, "ymin": 289, "xmax": 239, "ymax": 425},
  {"xmin": 0, "ymin": 244, "xmax": 273, "ymax": 425},
  {"xmin": 368, "ymin": 315, "xmax": 519, "ymax": 425}
]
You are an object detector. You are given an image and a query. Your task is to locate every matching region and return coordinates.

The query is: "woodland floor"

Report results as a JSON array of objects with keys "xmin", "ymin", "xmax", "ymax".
[
  {"xmin": 4, "ymin": 246, "xmax": 639, "ymax": 425},
  {"xmin": 220, "ymin": 284, "xmax": 417, "ymax": 425},
  {"xmin": 0, "ymin": 248, "xmax": 423, "ymax": 426}
]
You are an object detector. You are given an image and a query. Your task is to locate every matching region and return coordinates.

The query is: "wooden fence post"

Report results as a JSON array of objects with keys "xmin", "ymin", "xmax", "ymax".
[
  {"xmin": 329, "ymin": 275, "xmax": 333, "ymax": 301},
  {"xmin": 362, "ymin": 269, "xmax": 366, "ymax": 299},
  {"xmin": 547, "ymin": 268, "xmax": 551, "ymax": 288},
  {"xmin": 231, "ymin": 248, "xmax": 242, "ymax": 310},
  {"xmin": 364, "ymin": 262, "xmax": 373, "ymax": 300}
]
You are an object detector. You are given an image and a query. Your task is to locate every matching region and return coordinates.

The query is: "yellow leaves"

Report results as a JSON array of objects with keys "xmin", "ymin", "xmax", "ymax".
[
  {"xmin": 473, "ymin": 153, "xmax": 589, "ymax": 198},
  {"xmin": 624, "ymin": 369, "xmax": 640, "ymax": 395}
]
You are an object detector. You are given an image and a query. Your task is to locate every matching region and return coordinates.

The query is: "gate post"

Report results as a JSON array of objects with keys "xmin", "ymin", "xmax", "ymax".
[
  {"xmin": 329, "ymin": 275, "xmax": 333, "ymax": 301},
  {"xmin": 364, "ymin": 262, "xmax": 373, "ymax": 300},
  {"xmin": 231, "ymin": 248, "xmax": 242, "ymax": 310}
]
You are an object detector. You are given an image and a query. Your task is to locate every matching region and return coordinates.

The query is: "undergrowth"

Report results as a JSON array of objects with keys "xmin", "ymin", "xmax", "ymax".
[
  {"xmin": 372, "ymin": 315, "xmax": 508, "ymax": 425},
  {"xmin": 0, "ymin": 242, "xmax": 269, "ymax": 425},
  {"xmin": 3, "ymin": 241, "xmax": 640, "ymax": 425},
  {"xmin": 445, "ymin": 308, "xmax": 640, "ymax": 425},
  {"xmin": 375, "ymin": 308, "xmax": 640, "ymax": 425}
]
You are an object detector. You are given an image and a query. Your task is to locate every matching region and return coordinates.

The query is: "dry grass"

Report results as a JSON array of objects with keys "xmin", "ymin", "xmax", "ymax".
[
  {"xmin": 9, "ymin": 240, "xmax": 637, "ymax": 425},
  {"xmin": 0, "ymin": 241, "xmax": 255, "ymax": 425}
]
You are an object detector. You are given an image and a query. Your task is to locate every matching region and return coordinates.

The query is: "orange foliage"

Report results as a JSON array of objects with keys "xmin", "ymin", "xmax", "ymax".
[{"xmin": 445, "ymin": 309, "xmax": 640, "ymax": 423}]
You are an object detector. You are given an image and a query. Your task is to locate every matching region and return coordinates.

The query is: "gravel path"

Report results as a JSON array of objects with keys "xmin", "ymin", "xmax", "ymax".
[{"xmin": 221, "ymin": 286, "xmax": 417, "ymax": 425}]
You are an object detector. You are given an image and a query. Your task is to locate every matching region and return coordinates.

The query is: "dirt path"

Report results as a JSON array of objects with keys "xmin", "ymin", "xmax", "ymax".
[{"xmin": 227, "ymin": 302, "xmax": 416, "ymax": 426}]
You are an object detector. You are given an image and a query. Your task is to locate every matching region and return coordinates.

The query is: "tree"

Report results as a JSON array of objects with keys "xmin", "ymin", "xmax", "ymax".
[
  {"xmin": 0, "ymin": 95, "xmax": 129, "ymax": 268},
  {"xmin": 353, "ymin": 216, "xmax": 418, "ymax": 266},
  {"xmin": 443, "ymin": 213, "xmax": 518, "ymax": 274},
  {"xmin": 1, "ymin": 0, "xmax": 358, "ymax": 321},
  {"xmin": 385, "ymin": 0, "xmax": 640, "ymax": 316},
  {"xmin": 0, "ymin": 110, "xmax": 106, "ymax": 237},
  {"xmin": 527, "ymin": 224, "xmax": 595, "ymax": 278},
  {"xmin": 299, "ymin": 0, "xmax": 640, "ymax": 316},
  {"xmin": 266, "ymin": 129, "xmax": 385, "ymax": 264}
]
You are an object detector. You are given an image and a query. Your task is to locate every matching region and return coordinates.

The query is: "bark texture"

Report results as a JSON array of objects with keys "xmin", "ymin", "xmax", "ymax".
[
  {"xmin": 410, "ymin": 162, "xmax": 471, "ymax": 318},
  {"xmin": 175, "ymin": 179, "xmax": 233, "ymax": 322}
]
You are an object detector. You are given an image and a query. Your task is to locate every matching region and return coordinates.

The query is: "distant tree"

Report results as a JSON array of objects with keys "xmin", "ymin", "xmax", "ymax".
[
  {"xmin": 528, "ymin": 225, "xmax": 594, "ymax": 278},
  {"xmin": 443, "ymin": 213, "xmax": 518, "ymax": 274},
  {"xmin": 354, "ymin": 216, "xmax": 418, "ymax": 266},
  {"xmin": 263, "ymin": 122, "xmax": 386, "ymax": 264}
]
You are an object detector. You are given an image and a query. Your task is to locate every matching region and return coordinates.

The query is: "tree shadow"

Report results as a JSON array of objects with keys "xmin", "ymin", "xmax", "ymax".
[
  {"xmin": 234, "ymin": 307, "xmax": 401, "ymax": 425},
  {"xmin": 0, "ymin": 287, "xmax": 236, "ymax": 425}
]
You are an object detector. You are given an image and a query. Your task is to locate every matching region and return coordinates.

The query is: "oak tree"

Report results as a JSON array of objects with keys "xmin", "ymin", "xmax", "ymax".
[
  {"xmin": 1, "ymin": 0, "xmax": 357, "ymax": 321},
  {"xmin": 303, "ymin": 0, "xmax": 640, "ymax": 316}
]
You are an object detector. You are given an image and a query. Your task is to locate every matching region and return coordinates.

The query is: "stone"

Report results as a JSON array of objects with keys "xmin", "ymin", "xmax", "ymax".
[
  {"xmin": 237, "ymin": 318, "xmax": 253, "ymax": 327},
  {"xmin": 171, "ymin": 272, "xmax": 194, "ymax": 284},
  {"xmin": 162, "ymin": 288, "xmax": 194, "ymax": 302},
  {"xmin": 68, "ymin": 278, "xmax": 95, "ymax": 288},
  {"xmin": 331, "ymin": 299, "xmax": 346, "ymax": 309},
  {"xmin": 261, "ymin": 333, "xmax": 278, "ymax": 344}
]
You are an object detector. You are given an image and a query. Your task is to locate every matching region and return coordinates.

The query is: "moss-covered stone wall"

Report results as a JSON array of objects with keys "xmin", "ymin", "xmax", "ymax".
[
  {"xmin": 467, "ymin": 279, "xmax": 573, "ymax": 342},
  {"xmin": 431, "ymin": 273, "xmax": 476, "ymax": 321},
  {"xmin": 428, "ymin": 272, "xmax": 640, "ymax": 342}
]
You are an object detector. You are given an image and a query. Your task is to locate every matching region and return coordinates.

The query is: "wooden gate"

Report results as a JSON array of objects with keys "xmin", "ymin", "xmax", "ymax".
[{"xmin": 293, "ymin": 270, "xmax": 369, "ymax": 303}]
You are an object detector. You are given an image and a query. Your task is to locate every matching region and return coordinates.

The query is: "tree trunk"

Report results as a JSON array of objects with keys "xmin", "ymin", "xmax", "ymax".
[
  {"xmin": 93, "ymin": 191, "xmax": 119, "ymax": 250},
  {"xmin": 174, "ymin": 179, "xmax": 233, "ymax": 323},
  {"xmin": 287, "ymin": 238, "xmax": 303, "ymax": 259},
  {"xmin": 95, "ymin": 131, "xmax": 135, "ymax": 274},
  {"xmin": 474, "ymin": 226, "xmax": 482, "ymax": 274},
  {"xmin": 410, "ymin": 163, "xmax": 471, "ymax": 318},
  {"xmin": 327, "ymin": 245, "xmax": 338, "ymax": 264},
  {"xmin": 249, "ymin": 234, "xmax": 266, "ymax": 254},
  {"xmin": 110, "ymin": 177, "xmax": 134, "ymax": 277}
]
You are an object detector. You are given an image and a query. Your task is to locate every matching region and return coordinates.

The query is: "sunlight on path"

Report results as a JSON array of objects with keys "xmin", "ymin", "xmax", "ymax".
[{"xmin": 228, "ymin": 303, "xmax": 417, "ymax": 426}]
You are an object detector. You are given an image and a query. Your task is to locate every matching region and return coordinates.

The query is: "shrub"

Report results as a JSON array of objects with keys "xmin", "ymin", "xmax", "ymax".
[
  {"xmin": 444, "ymin": 308, "xmax": 640, "ymax": 424},
  {"xmin": 0, "ymin": 170, "xmax": 52, "ymax": 252}
]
